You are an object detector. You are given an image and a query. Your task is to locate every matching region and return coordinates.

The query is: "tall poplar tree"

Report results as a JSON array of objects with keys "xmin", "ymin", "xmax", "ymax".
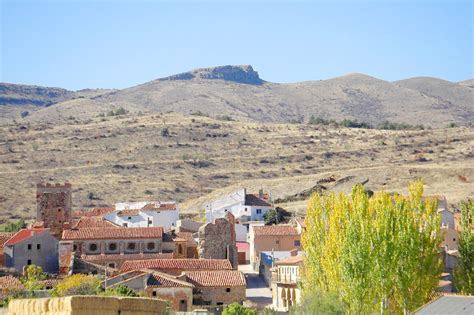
[
  {"xmin": 301, "ymin": 180, "xmax": 443, "ymax": 314},
  {"xmin": 454, "ymin": 199, "xmax": 474, "ymax": 294}
]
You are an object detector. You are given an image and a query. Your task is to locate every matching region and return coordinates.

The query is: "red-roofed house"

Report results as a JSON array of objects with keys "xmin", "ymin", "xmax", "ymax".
[
  {"xmin": 105, "ymin": 270, "xmax": 193, "ymax": 312},
  {"xmin": 4, "ymin": 228, "xmax": 59, "ymax": 273},
  {"xmin": 59, "ymin": 227, "xmax": 164, "ymax": 272},
  {"xmin": 183, "ymin": 270, "xmax": 246, "ymax": 307},
  {"xmin": 120, "ymin": 258, "xmax": 232, "ymax": 275},
  {"xmin": 249, "ymin": 225, "xmax": 301, "ymax": 267}
]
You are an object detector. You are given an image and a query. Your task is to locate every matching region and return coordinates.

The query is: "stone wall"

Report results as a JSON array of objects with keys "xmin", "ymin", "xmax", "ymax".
[
  {"xmin": 197, "ymin": 212, "xmax": 238, "ymax": 268},
  {"xmin": 36, "ymin": 183, "xmax": 72, "ymax": 238},
  {"xmin": 144, "ymin": 287, "xmax": 193, "ymax": 312},
  {"xmin": 195, "ymin": 286, "xmax": 246, "ymax": 306},
  {"xmin": 7, "ymin": 296, "xmax": 167, "ymax": 315}
]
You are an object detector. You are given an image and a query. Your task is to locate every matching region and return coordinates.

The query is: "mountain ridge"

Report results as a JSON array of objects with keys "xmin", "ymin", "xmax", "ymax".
[{"xmin": 1, "ymin": 65, "xmax": 473, "ymax": 127}]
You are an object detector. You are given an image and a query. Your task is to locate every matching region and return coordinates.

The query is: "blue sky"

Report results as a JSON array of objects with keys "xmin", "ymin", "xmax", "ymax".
[{"xmin": 1, "ymin": 0, "xmax": 472, "ymax": 90}]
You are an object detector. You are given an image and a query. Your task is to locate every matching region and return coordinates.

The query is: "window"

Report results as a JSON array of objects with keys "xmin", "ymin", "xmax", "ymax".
[
  {"xmin": 152, "ymin": 291, "xmax": 157, "ymax": 297},
  {"xmin": 245, "ymin": 208, "xmax": 248, "ymax": 212},
  {"xmin": 128, "ymin": 217, "xmax": 132, "ymax": 220},
  {"xmin": 226, "ymin": 288, "xmax": 231, "ymax": 293},
  {"xmin": 276, "ymin": 240, "xmax": 280, "ymax": 245},
  {"xmin": 108, "ymin": 263, "xmax": 116, "ymax": 268},
  {"xmin": 37, "ymin": 244, "xmax": 41, "ymax": 250},
  {"xmin": 89, "ymin": 243, "xmax": 98, "ymax": 252},
  {"xmin": 178, "ymin": 244, "xmax": 183, "ymax": 254},
  {"xmin": 294, "ymin": 240, "xmax": 301, "ymax": 246},
  {"xmin": 123, "ymin": 223, "xmax": 128, "ymax": 227},
  {"xmin": 147, "ymin": 242, "xmax": 155, "ymax": 250},
  {"xmin": 127, "ymin": 242, "xmax": 136, "ymax": 250},
  {"xmin": 27, "ymin": 259, "xmax": 32, "ymax": 265},
  {"xmin": 58, "ymin": 209, "xmax": 61, "ymax": 212},
  {"xmin": 453, "ymin": 238, "xmax": 456, "ymax": 242},
  {"xmin": 73, "ymin": 244, "xmax": 77, "ymax": 251},
  {"xmin": 27, "ymin": 244, "xmax": 32, "ymax": 250},
  {"xmin": 109, "ymin": 243, "xmax": 117, "ymax": 251},
  {"xmin": 256, "ymin": 209, "xmax": 262, "ymax": 214},
  {"xmin": 217, "ymin": 302, "xmax": 224, "ymax": 306},
  {"xmin": 148, "ymin": 219, "xmax": 152, "ymax": 225}
]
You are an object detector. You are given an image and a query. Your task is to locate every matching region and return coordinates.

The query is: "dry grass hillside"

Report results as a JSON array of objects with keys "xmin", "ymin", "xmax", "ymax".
[
  {"xmin": 0, "ymin": 112, "xmax": 472, "ymax": 222},
  {"xmin": 2, "ymin": 65, "xmax": 473, "ymax": 127}
]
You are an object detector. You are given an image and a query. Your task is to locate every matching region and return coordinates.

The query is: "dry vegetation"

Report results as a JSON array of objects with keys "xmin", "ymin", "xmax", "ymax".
[{"xmin": 0, "ymin": 112, "xmax": 473, "ymax": 222}]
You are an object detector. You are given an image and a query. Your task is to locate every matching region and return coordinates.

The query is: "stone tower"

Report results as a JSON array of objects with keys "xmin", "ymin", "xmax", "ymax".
[
  {"xmin": 197, "ymin": 211, "xmax": 239, "ymax": 269},
  {"xmin": 36, "ymin": 182, "xmax": 72, "ymax": 238}
]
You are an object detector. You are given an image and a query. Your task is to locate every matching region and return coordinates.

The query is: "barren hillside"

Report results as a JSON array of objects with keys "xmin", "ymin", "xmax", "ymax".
[{"xmin": 0, "ymin": 112, "xmax": 472, "ymax": 222}]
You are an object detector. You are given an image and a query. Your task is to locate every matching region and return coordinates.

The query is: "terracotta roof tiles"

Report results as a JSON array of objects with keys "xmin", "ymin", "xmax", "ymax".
[
  {"xmin": 184, "ymin": 270, "xmax": 246, "ymax": 287},
  {"xmin": 121, "ymin": 258, "xmax": 232, "ymax": 272},
  {"xmin": 62, "ymin": 227, "xmax": 163, "ymax": 240},
  {"xmin": 0, "ymin": 275, "xmax": 24, "ymax": 289},
  {"xmin": 71, "ymin": 216, "xmax": 118, "ymax": 229},
  {"xmin": 81, "ymin": 253, "xmax": 173, "ymax": 262},
  {"xmin": 252, "ymin": 225, "xmax": 299, "ymax": 236},
  {"xmin": 4, "ymin": 228, "xmax": 49, "ymax": 246}
]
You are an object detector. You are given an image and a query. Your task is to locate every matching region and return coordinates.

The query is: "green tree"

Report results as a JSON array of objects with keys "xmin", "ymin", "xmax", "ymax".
[
  {"xmin": 21, "ymin": 265, "xmax": 47, "ymax": 291},
  {"xmin": 222, "ymin": 303, "xmax": 257, "ymax": 315},
  {"xmin": 454, "ymin": 199, "xmax": 474, "ymax": 294},
  {"xmin": 290, "ymin": 291, "xmax": 345, "ymax": 315},
  {"xmin": 302, "ymin": 180, "xmax": 443, "ymax": 314},
  {"xmin": 0, "ymin": 219, "xmax": 26, "ymax": 232},
  {"xmin": 51, "ymin": 274, "xmax": 101, "ymax": 297},
  {"xmin": 102, "ymin": 284, "xmax": 138, "ymax": 297}
]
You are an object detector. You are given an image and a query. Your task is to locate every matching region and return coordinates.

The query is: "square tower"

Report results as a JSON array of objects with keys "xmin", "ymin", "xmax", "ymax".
[{"xmin": 36, "ymin": 182, "xmax": 72, "ymax": 237}]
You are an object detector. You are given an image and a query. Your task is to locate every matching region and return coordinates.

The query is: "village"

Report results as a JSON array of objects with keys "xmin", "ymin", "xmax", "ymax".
[{"xmin": 0, "ymin": 181, "xmax": 467, "ymax": 314}]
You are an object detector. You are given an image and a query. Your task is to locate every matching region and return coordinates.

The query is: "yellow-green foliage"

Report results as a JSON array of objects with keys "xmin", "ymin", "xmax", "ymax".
[
  {"xmin": 52, "ymin": 274, "xmax": 101, "ymax": 297},
  {"xmin": 454, "ymin": 199, "xmax": 474, "ymax": 294},
  {"xmin": 302, "ymin": 180, "xmax": 443, "ymax": 314},
  {"xmin": 21, "ymin": 264, "xmax": 47, "ymax": 291}
]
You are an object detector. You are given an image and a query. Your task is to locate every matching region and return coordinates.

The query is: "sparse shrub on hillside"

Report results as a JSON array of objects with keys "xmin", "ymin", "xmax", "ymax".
[
  {"xmin": 20, "ymin": 111, "xmax": 29, "ymax": 118},
  {"xmin": 216, "ymin": 115, "xmax": 234, "ymax": 121},
  {"xmin": 161, "ymin": 127, "xmax": 170, "ymax": 137},
  {"xmin": 0, "ymin": 219, "xmax": 26, "ymax": 232},
  {"xmin": 377, "ymin": 120, "xmax": 423, "ymax": 130},
  {"xmin": 308, "ymin": 115, "xmax": 336, "ymax": 126},
  {"xmin": 107, "ymin": 107, "xmax": 128, "ymax": 116},
  {"xmin": 191, "ymin": 111, "xmax": 209, "ymax": 117},
  {"xmin": 447, "ymin": 122, "xmax": 458, "ymax": 128},
  {"xmin": 339, "ymin": 119, "xmax": 372, "ymax": 129},
  {"xmin": 144, "ymin": 190, "xmax": 153, "ymax": 195}
]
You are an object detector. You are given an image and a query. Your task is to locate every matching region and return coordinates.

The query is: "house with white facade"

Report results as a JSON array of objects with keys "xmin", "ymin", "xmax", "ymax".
[
  {"xmin": 271, "ymin": 253, "xmax": 304, "ymax": 312},
  {"xmin": 205, "ymin": 189, "xmax": 273, "ymax": 223},
  {"xmin": 104, "ymin": 201, "xmax": 179, "ymax": 231}
]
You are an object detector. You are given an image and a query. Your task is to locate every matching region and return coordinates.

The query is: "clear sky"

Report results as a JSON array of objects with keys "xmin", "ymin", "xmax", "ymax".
[{"xmin": 1, "ymin": 0, "xmax": 472, "ymax": 90}]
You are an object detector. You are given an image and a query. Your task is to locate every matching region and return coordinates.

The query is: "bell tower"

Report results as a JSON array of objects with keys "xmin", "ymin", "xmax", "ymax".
[{"xmin": 36, "ymin": 182, "xmax": 72, "ymax": 237}]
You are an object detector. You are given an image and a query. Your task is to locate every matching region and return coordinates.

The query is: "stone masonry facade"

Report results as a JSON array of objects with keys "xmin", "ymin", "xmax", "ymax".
[
  {"xmin": 36, "ymin": 183, "xmax": 72, "ymax": 238},
  {"xmin": 197, "ymin": 212, "xmax": 238, "ymax": 269}
]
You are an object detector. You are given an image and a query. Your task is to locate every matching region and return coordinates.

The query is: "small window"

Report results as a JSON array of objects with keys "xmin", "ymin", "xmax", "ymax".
[
  {"xmin": 276, "ymin": 240, "xmax": 280, "ymax": 244},
  {"xmin": 108, "ymin": 263, "xmax": 116, "ymax": 268},
  {"xmin": 226, "ymin": 288, "xmax": 231, "ymax": 292},
  {"xmin": 127, "ymin": 242, "xmax": 136, "ymax": 250},
  {"xmin": 27, "ymin": 259, "xmax": 32, "ymax": 265},
  {"xmin": 152, "ymin": 291, "xmax": 157, "ymax": 297},
  {"xmin": 109, "ymin": 243, "xmax": 117, "ymax": 251},
  {"xmin": 453, "ymin": 238, "xmax": 456, "ymax": 242},
  {"xmin": 178, "ymin": 244, "xmax": 183, "ymax": 254},
  {"xmin": 128, "ymin": 217, "xmax": 132, "ymax": 220},
  {"xmin": 123, "ymin": 223, "xmax": 128, "ymax": 227},
  {"xmin": 245, "ymin": 208, "xmax": 248, "ymax": 212},
  {"xmin": 37, "ymin": 244, "xmax": 41, "ymax": 250},
  {"xmin": 58, "ymin": 209, "xmax": 61, "ymax": 212},
  {"xmin": 217, "ymin": 302, "xmax": 224, "ymax": 306},
  {"xmin": 256, "ymin": 209, "xmax": 262, "ymax": 214},
  {"xmin": 89, "ymin": 243, "xmax": 98, "ymax": 251},
  {"xmin": 294, "ymin": 240, "xmax": 301, "ymax": 246},
  {"xmin": 73, "ymin": 244, "xmax": 77, "ymax": 251},
  {"xmin": 27, "ymin": 244, "xmax": 32, "ymax": 250},
  {"xmin": 147, "ymin": 242, "xmax": 155, "ymax": 250}
]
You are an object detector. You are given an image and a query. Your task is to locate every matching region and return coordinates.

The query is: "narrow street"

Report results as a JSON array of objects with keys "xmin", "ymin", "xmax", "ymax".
[{"xmin": 239, "ymin": 264, "xmax": 273, "ymax": 310}]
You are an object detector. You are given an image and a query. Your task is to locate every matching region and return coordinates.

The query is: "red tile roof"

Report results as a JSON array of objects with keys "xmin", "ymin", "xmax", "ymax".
[
  {"xmin": 147, "ymin": 271, "xmax": 193, "ymax": 288},
  {"xmin": 121, "ymin": 259, "xmax": 232, "ymax": 272},
  {"xmin": 0, "ymin": 275, "xmax": 24, "ymax": 289},
  {"xmin": 141, "ymin": 201, "xmax": 177, "ymax": 211},
  {"xmin": 62, "ymin": 227, "xmax": 163, "ymax": 240},
  {"xmin": 252, "ymin": 225, "xmax": 299, "ymax": 236},
  {"xmin": 4, "ymin": 228, "xmax": 49, "ymax": 246},
  {"xmin": 72, "ymin": 207, "xmax": 115, "ymax": 218},
  {"xmin": 0, "ymin": 232, "xmax": 15, "ymax": 249},
  {"xmin": 71, "ymin": 216, "xmax": 118, "ymax": 229},
  {"xmin": 296, "ymin": 218, "xmax": 306, "ymax": 228},
  {"xmin": 81, "ymin": 253, "xmax": 173, "ymax": 263},
  {"xmin": 245, "ymin": 194, "xmax": 272, "ymax": 207},
  {"xmin": 175, "ymin": 232, "xmax": 196, "ymax": 244},
  {"xmin": 184, "ymin": 270, "xmax": 246, "ymax": 287},
  {"xmin": 275, "ymin": 255, "xmax": 304, "ymax": 265}
]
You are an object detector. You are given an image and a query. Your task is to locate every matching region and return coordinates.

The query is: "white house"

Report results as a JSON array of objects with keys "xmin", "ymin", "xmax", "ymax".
[
  {"xmin": 271, "ymin": 254, "xmax": 304, "ymax": 312},
  {"xmin": 104, "ymin": 201, "xmax": 179, "ymax": 231},
  {"xmin": 205, "ymin": 188, "xmax": 273, "ymax": 223}
]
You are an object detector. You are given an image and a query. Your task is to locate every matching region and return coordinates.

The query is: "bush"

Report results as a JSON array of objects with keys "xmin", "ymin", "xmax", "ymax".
[
  {"xmin": 339, "ymin": 119, "xmax": 372, "ymax": 129},
  {"xmin": 222, "ymin": 303, "xmax": 258, "ymax": 315},
  {"xmin": 21, "ymin": 265, "xmax": 47, "ymax": 291},
  {"xmin": 161, "ymin": 127, "xmax": 170, "ymax": 137},
  {"xmin": 0, "ymin": 219, "xmax": 26, "ymax": 232},
  {"xmin": 263, "ymin": 207, "xmax": 291, "ymax": 225},
  {"xmin": 20, "ymin": 111, "xmax": 29, "ymax": 118},
  {"xmin": 291, "ymin": 291, "xmax": 345, "ymax": 315},
  {"xmin": 52, "ymin": 274, "xmax": 101, "ymax": 297},
  {"xmin": 216, "ymin": 115, "xmax": 234, "ymax": 121},
  {"xmin": 102, "ymin": 284, "xmax": 138, "ymax": 297},
  {"xmin": 190, "ymin": 111, "xmax": 209, "ymax": 117}
]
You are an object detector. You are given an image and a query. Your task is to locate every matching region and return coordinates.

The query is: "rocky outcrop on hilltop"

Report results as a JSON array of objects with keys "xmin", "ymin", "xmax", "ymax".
[
  {"xmin": 0, "ymin": 83, "xmax": 76, "ymax": 106},
  {"xmin": 158, "ymin": 65, "xmax": 264, "ymax": 85}
]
